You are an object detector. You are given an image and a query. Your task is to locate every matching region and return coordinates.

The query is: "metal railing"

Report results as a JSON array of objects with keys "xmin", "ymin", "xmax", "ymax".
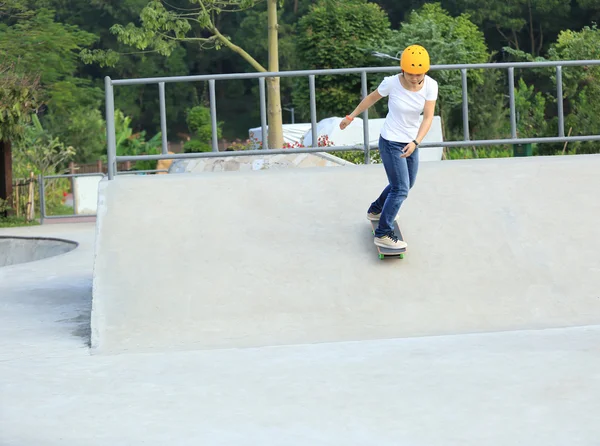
[
  {"xmin": 38, "ymin": 172, "xmax": 105, "ymax": 223},
  {"xmin": 38, "ymin": 169, "xmax": 168, "ymax": 223},
  {"xmin": 104, "ymin": 59, "xmax": 600, "ymax": 180}
]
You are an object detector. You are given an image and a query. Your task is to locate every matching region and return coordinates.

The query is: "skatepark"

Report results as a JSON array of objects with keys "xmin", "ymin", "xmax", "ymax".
[{"xmin": 2, "ymin": 153, "xmax": 600, "ymax": 445}]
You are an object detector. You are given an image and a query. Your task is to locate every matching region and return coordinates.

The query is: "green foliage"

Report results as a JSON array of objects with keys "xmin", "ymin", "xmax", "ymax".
[
  {"xmin": 445, "ymin": 146, "xmax": 514, "ymax": 160},
  {"xmin": 502, "ymin": 24, "xmax": 600, "ymax": 154},
  {"xmin": 113, "ymin": 109, "xmax": 162, "ymax": 170},
  {"xmin": 0, "ymin": 0, "xmax": 29, "ymax": 19},
  {"xmin": 0, "ymin": 214, "xmax": 40, "ymax": 228},
  {"xmin": 385, "ymin": 3, "xmax": 489, "ymax": 107},
  {"xmin": 10, "ymin": 115, "xmax": 76, "ymax": 215},
  {"xmin": 547, "ymin": 25, "xmax": 600, "ymax": 154},
  {"xmin": 0, "ymin": 6, "xmax": 105, "ymax": 164},
  {"xmin": 183, "ymin": 105, "xmax": 223, "ymax": 153},
  {"xmin": 0, "ymin": 63, "xmax": 41, "ymax": 142},
  {"xmin": 456, "ymin": 0, "xmax": 571, "ymax": 55},
  {"xmin": 82, "ymin": 0, "xmax": 265, "ymax": 66},
  {"xmin": 548, "ymin": 25, "xmax": 600, "ymax": 96},
  {"xmin": 293, "ymin": 0, "xmax": 391, "ymax": 120},
  {"xmin": 0, "ymin": 9, "xmax": 98, "ymax": 86},
  {"xmin": 13, "ymin": 115, "xmax": 76, "ymax": 176},
  {"xmin": 2, "ymin": 0, "xmax": 600, "ymax": 166},
  {"xmin": 514, "ymin": 78, "xmax": 548, "ymax": 138},
  {"xmin": 467, "ymin": 68, "xmax": 509, "ymax": 143},
  {"xmin": 44, "ymin": 108, "xmax": 107, "ymax": 164}
]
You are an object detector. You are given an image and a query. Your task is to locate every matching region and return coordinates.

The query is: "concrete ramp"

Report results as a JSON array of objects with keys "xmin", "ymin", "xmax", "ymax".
[{"xmin": 91, "ymin": 154, "xmax": 600, "ymax": 354}]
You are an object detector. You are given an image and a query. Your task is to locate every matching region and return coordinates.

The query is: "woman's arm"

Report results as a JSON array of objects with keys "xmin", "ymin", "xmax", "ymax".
[
  {"xmin": 339, "ymin": 90, "xmax": 383, "ymax": 129},
  {"xmin": 401, "ymin": 99, "xmax": 436, "ymax": 158},
  {"xmin": 414, "ymin": 100, "xmax": 436, "ymax": 144}
]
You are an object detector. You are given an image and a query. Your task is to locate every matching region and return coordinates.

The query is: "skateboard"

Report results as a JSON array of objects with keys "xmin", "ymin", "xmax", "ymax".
[{"xmin": 370, "ymin": 219, "xmax": 406, "ymax": 260}]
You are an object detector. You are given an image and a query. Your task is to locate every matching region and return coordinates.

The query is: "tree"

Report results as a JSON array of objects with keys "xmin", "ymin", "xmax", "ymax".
[
  {"xmin": 184, "ymin": 105, "xmax": 223, "ymax": 152},
  {"xmin": 294, "ymin": 0, "xmax": 391, "ymax": 120},
  {"xmin": 456, "ymin": 0, "xmax": 571, "ymax": 56},
  {"xmin": 13, "ymin": 115, "xmax": 76, "ymax": 177},
  {"xmin": 0, "ymin": 63, "xmax": 41, "ymax": 214},
  {"xmin": 81, "ymin": 0, "xmax": 286, "ymax": 149},
  {"xmin": 0, "ymin": 0, "xmax": 29, "ymax": 18},
  {"xmin": 0, "ymin": 7, "xmax": 105, "ymax": 163},
  {"xmin": 547, "ymin": 24, "xmax": 600, "ymax": 154}
]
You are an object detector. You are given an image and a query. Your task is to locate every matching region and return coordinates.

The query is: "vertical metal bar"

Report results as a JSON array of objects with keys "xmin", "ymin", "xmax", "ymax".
[
  {"xmin": 38, "ymin": 174, "xmax": 46, "ymax": 224},
  {"xmin": 104, "ymin": 77, "xmax": 117, "ymax": 180},
  {"xmin": 361, "ymin": 71, "xmax": 370, "ymax": 164},
  {"xmin": 158, "ymin": 82, "xmax": 169, "ymax": 154},
  {"xmin": 309, "ymin": 75, "xmax": 318, "ymax": 148},
  {"xmin": 508, "ymin": 67, "xmax": 517, "ymax": 139},
  {"xmin": 461, "ymin": 68, "xmax": 470, "ymax": 141},
  {"xmin": 556, "ymin": 66, "xmax": 565, "ymax": 137},
  {"xmin": 259, "ymin": 77, "xmax": 268, "ymax": 150},
  {"xmin": 209, "ymin": 79, "xmax": 218, "ymax": 152},
  {"xmin": 71, "ymin": 177, "xmax": 77, "ymax": 216}
]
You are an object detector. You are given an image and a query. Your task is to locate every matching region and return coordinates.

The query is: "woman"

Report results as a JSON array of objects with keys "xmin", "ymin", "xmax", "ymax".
[{"xmin": 339, "ymin": 44, "xmax": 438, "ymax": 250}]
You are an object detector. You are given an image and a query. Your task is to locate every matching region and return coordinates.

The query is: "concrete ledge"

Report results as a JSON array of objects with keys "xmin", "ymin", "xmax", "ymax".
[{"xmin": 91, "ymin": 154, "xmax": 600, "ymax": 354}]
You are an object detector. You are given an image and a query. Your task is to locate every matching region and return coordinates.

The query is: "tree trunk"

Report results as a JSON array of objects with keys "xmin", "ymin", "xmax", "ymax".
[
  {"xmin": 0, "ymin": 139, "xmax": 13, "ymax": 216},
  {"xmin": 528, "ymin": 0, "xmax": 535, "ymax": 55},
  {"xmin": 267, "ymin": 0, "xmax": 284, "ymax": 150}
]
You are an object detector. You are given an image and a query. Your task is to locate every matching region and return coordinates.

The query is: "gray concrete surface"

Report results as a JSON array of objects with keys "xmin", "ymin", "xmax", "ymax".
[
  {"xmin": 92, "ymin": 154, "xmax": 600, "ymax": 354},
  {"xmin": 2, "ymin": 161, "xmax": 600, "ymax": 444},
  {"xmin": 0, "ymin": 235, "xmax": 77, "ymax": 267}
]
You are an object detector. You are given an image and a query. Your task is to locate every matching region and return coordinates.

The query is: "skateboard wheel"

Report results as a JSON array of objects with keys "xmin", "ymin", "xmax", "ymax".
[
  {"xmin": 379, "ymin": 254, "xmax": 384, "ymax": 260},
  {"xmin": 399, "ymin": 254, "xmax": 404, "ymax": 259}
]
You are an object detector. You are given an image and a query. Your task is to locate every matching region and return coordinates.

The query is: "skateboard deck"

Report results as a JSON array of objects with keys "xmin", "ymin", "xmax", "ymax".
[{"xmin": 370, "ymin": 219, "xmax": 406, "ymax": 260}]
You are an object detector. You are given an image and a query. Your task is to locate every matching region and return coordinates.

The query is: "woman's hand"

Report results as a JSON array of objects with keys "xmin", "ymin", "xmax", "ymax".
[
  {"xmin": 401, "ymin": 141, "xmax": 417, "ymax": 158},
  {"xmin": 339, "ymin": 116, "xmax": 353, "ymax": 130}
]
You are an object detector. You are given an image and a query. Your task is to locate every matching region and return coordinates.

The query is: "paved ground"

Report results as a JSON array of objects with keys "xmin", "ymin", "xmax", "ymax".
[{"xmin": 2, "ymin": 155, "xmax": 600, "ymax": 445}]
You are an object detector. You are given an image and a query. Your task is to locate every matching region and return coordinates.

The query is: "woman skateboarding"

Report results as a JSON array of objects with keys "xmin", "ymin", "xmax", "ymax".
[{"xmin": 339, "ymin": 44, "xmax": 438, "ymax": 250}]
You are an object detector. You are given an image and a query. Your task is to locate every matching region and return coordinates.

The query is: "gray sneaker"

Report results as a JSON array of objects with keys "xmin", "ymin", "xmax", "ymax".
[{"xmin": 374, "ymin": 232, "xmax": 407, "ymax": 250}]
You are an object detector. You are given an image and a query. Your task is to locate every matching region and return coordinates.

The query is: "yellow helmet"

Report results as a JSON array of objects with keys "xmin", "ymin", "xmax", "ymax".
[{"xmin": 400, "ymin": 45, "xmax": 430, "ymax": 74}]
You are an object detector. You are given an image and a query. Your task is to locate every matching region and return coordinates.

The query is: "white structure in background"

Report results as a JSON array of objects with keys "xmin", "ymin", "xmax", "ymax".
[
  {"xmin": 249, "ymin": 116, "xmax": 444, "ymax": 162},
  {"xmin": 73, "ymin": 175, "xmax": 103, "ymax": 215},
  {"xmin": 248, "ymin": 123, "xmax": 312, "ymax": 148},
  {"xmin": 301, "ymin": 116, "xmax": 444, "ymax": 162}
]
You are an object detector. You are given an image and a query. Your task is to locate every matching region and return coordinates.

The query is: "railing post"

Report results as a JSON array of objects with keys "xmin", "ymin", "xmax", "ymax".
[
  {"xmin": 69, "ymin": 162, "xmax": 77, "ymax": 216},
  {"xmin": 361, "ymin": 71, "xmax": 370, "ymax": 164},
  {"xmin": 508, "ymin": 67, "xmax": 517, "ymax": 139},
  {"xmin": 309, "ymin": 75, "xmax": 318, "ymax": 148},
  {"xmin": 461, "ymin": 68, "xmax": 470, "ymax": 141},
  {"xmin": 38, "ymin": 174, "xmax": 46, "ymax": 224},
  {"xmin": 209, "ymin": 79, "xmax": 219, "ymax": 152},
  {"xmin": 259, "ymin": 77, "xmax": 268, "ymax": 150},
  {"xmin": 556, "ymin": 65, "xmax": 565, "ymax": 137},
  {"xmin": 158, "ymin": 82, "xmax": 169, "ymax": 154},
  {"xmin": 104, "ymin": 77, "xmax": 117, "ymax": 180}
]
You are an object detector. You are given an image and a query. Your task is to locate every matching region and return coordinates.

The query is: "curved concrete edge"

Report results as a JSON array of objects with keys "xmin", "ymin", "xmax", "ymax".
[
  {"xmin": 0, "ymin": 235, "xmax": 79, "ymax": 268},
  {"xmin": 90, "ymin": 178, "xmax": 109, "ymax": 352}
]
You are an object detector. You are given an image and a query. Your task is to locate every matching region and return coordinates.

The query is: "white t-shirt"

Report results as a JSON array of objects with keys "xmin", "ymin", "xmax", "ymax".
[{"xmin": 377, "ymin": 74, "xmax": 438, "ymax": 143}]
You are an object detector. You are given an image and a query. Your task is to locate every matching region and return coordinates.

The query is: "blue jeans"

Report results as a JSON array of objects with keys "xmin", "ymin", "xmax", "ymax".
[{"xmin": 368, "ymin": 136, "xmax": 419, "ymax": 238}]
